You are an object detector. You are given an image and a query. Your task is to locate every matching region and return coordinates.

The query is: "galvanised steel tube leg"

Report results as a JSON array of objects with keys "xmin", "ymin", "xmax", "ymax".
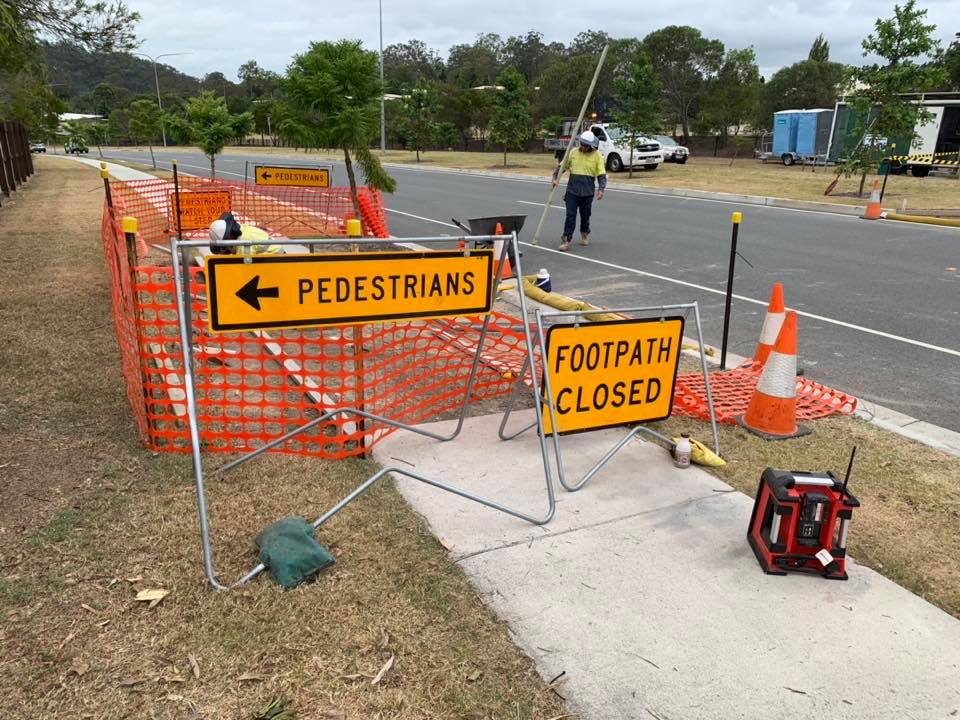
[
  {"xmin": 497, "ymin": 354, "xmax": 538, "ymax": 441},
  {"xmin": 533, "ymin": 309, "xmax": 568, "ymax": 489},
  {"xmin": 693, "ymin": 302, "xmax": 722, "ymax": 458},
  {"xmin": 171, "ymin": 237, "xmax": 228, "ymax": 591}
]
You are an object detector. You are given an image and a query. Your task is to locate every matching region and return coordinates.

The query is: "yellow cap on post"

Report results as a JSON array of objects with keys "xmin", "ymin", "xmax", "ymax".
[
  {"xmin": 100, "ymin": 167, "xmax": 109, "ymax": 179},
  {"xmin": 731, "ymin": 211, "xmax": 742, "ymax": 225},
  {"xmin": 122, "ymin": 216, "xmax": 138, "ymax": 234},
  {"xmin": 346, "ymin": 218, "xmax": 362, "ymax": 238}
]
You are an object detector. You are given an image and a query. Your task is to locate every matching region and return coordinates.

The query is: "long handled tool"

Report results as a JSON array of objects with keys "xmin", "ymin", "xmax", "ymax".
[{"xmin": 530, "ymin": 44, "xmax": 609, "ymax": 246}]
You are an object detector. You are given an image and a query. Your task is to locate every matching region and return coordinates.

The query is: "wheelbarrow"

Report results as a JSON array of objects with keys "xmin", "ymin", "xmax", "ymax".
[{"xmin": 450, "ymin": 214, "xmax": 526, "ymax": 276}]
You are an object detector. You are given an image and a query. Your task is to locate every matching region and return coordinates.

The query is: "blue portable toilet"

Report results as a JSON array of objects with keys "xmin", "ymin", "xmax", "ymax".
[
  {"xmin": 795, "ymin": 109, "xmax": 833, "ymax": 156},
  {"xmin": 772, "ymin": 111, "xmax": 799, "ymax": 155}
]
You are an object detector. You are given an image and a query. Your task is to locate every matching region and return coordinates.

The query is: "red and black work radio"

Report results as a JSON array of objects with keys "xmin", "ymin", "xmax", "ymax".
[{"xmin": 747, "ymin": 448, "xmax": 860, "ymax": 580}]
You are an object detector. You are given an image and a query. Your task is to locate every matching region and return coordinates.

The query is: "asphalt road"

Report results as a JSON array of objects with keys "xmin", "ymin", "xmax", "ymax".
[{"xmin": 100, "ymin": 148, "xmax": 960, "ymax": 432}]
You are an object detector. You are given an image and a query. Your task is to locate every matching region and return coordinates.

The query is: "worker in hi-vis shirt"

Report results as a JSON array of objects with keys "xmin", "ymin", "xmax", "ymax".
[{"xmin": 551, "ymin": 130, "xmax": 607, "ymax": 252}]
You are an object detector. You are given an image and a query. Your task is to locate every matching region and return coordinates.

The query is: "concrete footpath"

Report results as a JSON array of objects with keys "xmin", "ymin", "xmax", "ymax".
[{"xmin": 374, "ymin": 411, "xmax": 960, "ymax": 720}]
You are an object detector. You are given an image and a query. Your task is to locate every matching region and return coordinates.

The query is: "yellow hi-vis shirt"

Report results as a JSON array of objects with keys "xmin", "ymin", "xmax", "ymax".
[
  {"xmin": 238, "ymin": 224, "xmax": 283, "ymax": 255},
  {"xmin": 558, "ymin": 149, "xmax": 607, "ymax": 196}
]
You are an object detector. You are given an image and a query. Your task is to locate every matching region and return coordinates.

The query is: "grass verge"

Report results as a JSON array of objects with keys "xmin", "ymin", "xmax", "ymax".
[{"xmin": 0, "ymin": 156, "xmax": 566, "ymax": 719}]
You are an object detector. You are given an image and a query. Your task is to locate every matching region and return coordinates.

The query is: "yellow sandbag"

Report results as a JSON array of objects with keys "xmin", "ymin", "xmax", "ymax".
[{"xmin": 673, "ymin": 436, "xmax": 726, "ymax": 467}]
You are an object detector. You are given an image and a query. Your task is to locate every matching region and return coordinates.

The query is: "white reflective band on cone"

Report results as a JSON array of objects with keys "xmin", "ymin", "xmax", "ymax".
[
  {"xmin": 758, "ymin": 311, "xmax": 786, "ymax": 345},
  {"xmin": 493, "ymin": 239, "xmax": 506, "ymax": 262},
  {"xmin": 755, "ymin": 350, "xmax": 797, "ymax": 399}
]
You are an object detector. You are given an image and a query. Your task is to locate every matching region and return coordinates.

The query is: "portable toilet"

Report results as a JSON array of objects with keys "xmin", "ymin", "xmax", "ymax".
[
  {"xmin": 772, "ymin": 111, "xmax": 799, "ymax": 156},
  {"xmin": 795, "ymin": 109, "xmax": 834, "ymax": 156}
]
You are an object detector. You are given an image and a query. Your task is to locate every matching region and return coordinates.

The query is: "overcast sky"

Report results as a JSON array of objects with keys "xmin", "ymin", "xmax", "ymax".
[{"xmin": 128, "ymin": 0, "xmax": 957, "ymax": 82}]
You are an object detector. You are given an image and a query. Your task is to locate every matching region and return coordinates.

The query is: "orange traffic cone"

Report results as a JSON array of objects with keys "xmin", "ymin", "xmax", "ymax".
[
  {"xmin": 738, "ymin": 311, "xmax": 810, "ymax": 439},
  {"xmin": 493, "ymin": 221, "xmax": 514, "ymax": 279},
  {"xmin": 753, "ymin": 283, "xmax": 785, "ymax": 366},
  {"xmin": 862, "ymin": 180, "xmax": 883, "ymax": 220}
]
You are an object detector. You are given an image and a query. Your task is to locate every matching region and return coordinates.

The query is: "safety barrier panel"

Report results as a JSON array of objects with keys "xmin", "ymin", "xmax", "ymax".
[{"xmin": 0, "ymin": 121, "xmax": 34, "ymax": 202}]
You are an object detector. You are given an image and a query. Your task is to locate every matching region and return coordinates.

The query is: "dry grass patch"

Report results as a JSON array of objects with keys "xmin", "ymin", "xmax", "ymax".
[{"xmin": 0, "ymin": 156, "xmax": 566, "ymax": 719}]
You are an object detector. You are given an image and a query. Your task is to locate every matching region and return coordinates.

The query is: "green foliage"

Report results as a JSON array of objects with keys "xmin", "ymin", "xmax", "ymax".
[
  {"xmin": 437, "ymin": 84, "xmax": 492, "ymax": 145},
  {"xmin": 613, "ymin": 51, "xmax": 663, "ymax": 177},
  {"xmin": 946, "ymin": 34, "xmax": 960, "ymax": 90},
  {"xmin": 10, "ymin": 0, "xmax": 139, "ymax": 54},
  {"xmin": 809, "ymin": 34, "xmax": 831, "ymax": 63},
  {"xmin": 127, "ymin": 98, "xmax": 161, "ymax": 142},
  {"xmin": 489, "ymin": 66, "xmax": 531, "ymax": 166},
  {"xmin": 432, "ymin": 121, "xmax": 458, "ymax": 149},
  {"xmin": 0, "ymin": 69, "xmax": 64, "ymax": 134},
  {"xmin": 184, "ymin": 92, "xmax": 253, "ymax": 176},
  {"xmin": 696, "ymin": 47, "xmax": 761, "ymax": 135},
  {"xmin": 399, "ymin": 80, "xmax": 437, "ymax": 161},
  {"xmin": 642, "ymin": 26, "xmax": 724, "ymax": 140},
  {"xmin": 284, "ymin": 39, "xmax": 396, "ymax": 220},
  {"xmin": 536, "ymin": 54, "xmax": 599, "ymax": 118},
  {"xmin": 843, "ymin": 0, "xmax": 947, "ymax": 180},
  {"xmin": 383, "ymin": 40, "xmax": 444, "ymax": 92},
  {"xmin": 539, "ymin": 115, "xmax": 564, "ymax": 137}
]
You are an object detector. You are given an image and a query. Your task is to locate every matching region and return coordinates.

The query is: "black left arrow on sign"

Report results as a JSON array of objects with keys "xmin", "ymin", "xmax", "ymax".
[
  {"xmin": 260, "ymin": 170, "xmax": 272, "ymax": 180},
  {"xmin": 236, "ymin": 275, "xmax": 279, "ymax": 310}
]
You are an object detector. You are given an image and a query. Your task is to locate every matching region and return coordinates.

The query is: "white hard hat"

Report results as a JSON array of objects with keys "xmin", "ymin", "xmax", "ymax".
[
  {"xmin": 209, "ymin": 219, "xmax": 227, "ymax": 242},
  {"xmin": 579, "ymin": 130, "xmax": 599, "ymax": 149}
]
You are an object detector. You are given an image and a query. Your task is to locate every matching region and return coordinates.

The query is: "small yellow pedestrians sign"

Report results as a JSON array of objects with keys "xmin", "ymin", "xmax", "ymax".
[
  {"xmin": 171, "ymin": 190, "xmax": 231, "ymax": 230},
  {"xmin": 205, "ymin": 250, "xmax": 494, "ymax": 333},
  {"xmin": 254, "ymin": 165, "xmax": 330, "ymax": 187},
  {"xmin": 542, "ymin": 317, "xmax": 684, "ymax": 434}
]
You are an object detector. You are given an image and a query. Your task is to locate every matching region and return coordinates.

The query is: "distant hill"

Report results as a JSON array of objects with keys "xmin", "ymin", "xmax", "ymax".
[{"xmin": 39, "ymin": 42, "xmax": 204, "ymax": 112}]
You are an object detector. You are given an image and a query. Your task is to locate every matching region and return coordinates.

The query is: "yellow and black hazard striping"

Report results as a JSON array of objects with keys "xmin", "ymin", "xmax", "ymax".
[{"xmin": 889, "ymin": 151, "xmax": 960, "ymax": 163}]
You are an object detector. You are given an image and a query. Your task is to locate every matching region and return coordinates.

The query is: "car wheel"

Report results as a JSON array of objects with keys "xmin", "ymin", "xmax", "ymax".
[
  {"xmin": 910, "ymin": 165, "xmax": 930, "ymax": 178},
  {"xmin": 782, "ymin": 154, "xmax": 795, "ymax": 166},
  {"xmin": 676, "ymin": 157, "xmax": 687, "ymax": 164},
  {"xmin": 606, "ymin": 154, "xmax": 623, "ymax": 172}
]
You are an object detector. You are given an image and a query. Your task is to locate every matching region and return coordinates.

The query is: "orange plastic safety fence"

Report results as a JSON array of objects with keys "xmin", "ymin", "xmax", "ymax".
[
  {"xmin": 107, "ymin": 176, "xmax": 389, "ymax": 253},
  {"xmin": 673, "ymin": 361, "xmax": 858, "ymax": 425},
  {"xmin": 132, "ymin": 267, "xmax": 530, "ymax": 458},
  {"xmin": 100, "ymin": 203, "xmax": 151, "ymax": 445}
]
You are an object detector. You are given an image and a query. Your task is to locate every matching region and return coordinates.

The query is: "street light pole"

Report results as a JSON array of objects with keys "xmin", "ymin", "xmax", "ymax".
[
  {"xmin": 133, "ymin": 51, "xmax": 190, "ymax": 148},
  {"xmin": 379, "ymin": 0, "xmax": 386, "ymax": 157}
]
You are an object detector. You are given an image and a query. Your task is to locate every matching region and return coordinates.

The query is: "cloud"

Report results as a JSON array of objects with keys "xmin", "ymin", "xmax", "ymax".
[{"xmin": 128, "ymin": 0, "xmax": 957, "ymax": 81}]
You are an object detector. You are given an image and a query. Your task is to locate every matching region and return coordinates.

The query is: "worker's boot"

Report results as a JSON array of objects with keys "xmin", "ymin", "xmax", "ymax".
[
  {"xmin": 559, "ymin": 235, "xmax": 571, "ymax": 251},
  {"xmin": 579, "ymin": 232, "xmax": 590, "ymax": 246}
]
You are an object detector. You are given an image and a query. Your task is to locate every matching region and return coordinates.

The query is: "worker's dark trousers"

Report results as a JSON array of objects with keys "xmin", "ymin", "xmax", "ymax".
[{"xmin": 563, "ymin": 192, "xmax": 593, "ymax": 237}]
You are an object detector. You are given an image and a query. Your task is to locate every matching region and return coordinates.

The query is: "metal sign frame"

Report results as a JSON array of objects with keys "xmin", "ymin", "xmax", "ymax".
[
  {"xmin": 168, "ymin": 231, "xmax": 557, "ymax": 590},
  {"xmin": 498, "ymin": 303, "xmax": 721, "ymax": 493}
]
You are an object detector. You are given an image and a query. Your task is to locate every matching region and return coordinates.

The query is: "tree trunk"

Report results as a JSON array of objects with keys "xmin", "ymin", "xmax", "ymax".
[
  {"xmin": 343, "ymin": 147, "xmax": 363, "ymax": 233},
  {"xmin": 628, "ymin": 132, "xmax": 635, "ymax": 179},
  {"xmin": 858, "ymin": 171, "xmax": 867, "ymax": 197},
  {"xmin": 210, "ymin": 155, "xmax": 216, "ymax": 179},
  {"xmin": 148, "ymin": 143, "xmax": 156, "ymax": 169},
  {"xmin": 503, "ymin": 146, "xmax": 507, "ymax": 167},
  {"xmin": 97, "ymin": 145, "xmax": 103, "ymax": 158},
  {"xmin": 416, "ymin": 145, "xmax": 420, "ymax": 162}
]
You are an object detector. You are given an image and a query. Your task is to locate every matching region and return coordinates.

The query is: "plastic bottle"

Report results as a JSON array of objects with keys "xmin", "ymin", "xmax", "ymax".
[
  {"xmin": 535, "ymin": 268, "xmax": 552, "ymax": 293},
  {"xmin": 674, "ymin": 433, "xmax": 692, "ymax": 469}
]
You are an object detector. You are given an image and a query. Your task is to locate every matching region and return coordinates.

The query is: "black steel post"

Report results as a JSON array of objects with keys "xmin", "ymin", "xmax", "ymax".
[{"xmin": 720, "ymin": 212, "xmax": 742, "ymax": 370}]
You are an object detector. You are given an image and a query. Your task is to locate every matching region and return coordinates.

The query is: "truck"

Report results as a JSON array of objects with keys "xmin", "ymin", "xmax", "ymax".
[{"xmin": 544, "ymin": 118, "xmax": 663, "ymax": 172}]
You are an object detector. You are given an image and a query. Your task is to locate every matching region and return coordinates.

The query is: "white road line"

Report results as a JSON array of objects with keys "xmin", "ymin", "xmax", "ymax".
[
  {"xmin": 518, "ymin": 200, "xmax": 564, "ymax": 210},
  {"xmin": 384, "ymin": 207, "xmax": 460, "ymax": 228},
  {"xmin": 520, "ymin": 242, "xmax": 960, "ymax": 358}
]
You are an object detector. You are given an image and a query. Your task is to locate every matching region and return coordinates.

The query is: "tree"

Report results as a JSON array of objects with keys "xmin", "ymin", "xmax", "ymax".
[
  {"xmin": 697, "ymin": 48, "xmax": 761, "ymax": 137},
  {"xmin": 502, "ymin": 30, "xmax": 555, "ymax": 83},
  {"xmin": 399, "ymin": 80, "xmax": 436, "ymax": 161},
  {"xmin": 843, "ymin": 0, "xmax": 947, "ymax": 194},
  {"xmin": 237, "ymin": 60, "xmax": 280, "ymax": 100},
  {"xmin": 613, "ymin": 51, "xmax": 662, "ymax": 178},
  {"xmin": 489, "ymin": 66, "xmax": 531, "ymax": 167},
  {"xmin": 536, "ymin": 54, "xmax": 600, "ymax": 117},
  {"xmin": 447, "ymin": 34, "xmax": 503, "ymax": 87},
  {"xmin": 85, "ymin": 121, "xmax": 109, "ymax": 157},
  {"xmin": 809, "ymin": 34, "xmax": 831, "ymax": 63},
  {"xmin": 942, "ymin": 33, "xmax": 960, "ymax": 90},
  {"xmin": 284, "ymin": 40, "xmax": 396, "ymax": 227},
  {"xmin": 643, "ymin": 26, "xmax": 724, "ymax": 141},
  {"xmin": 437, "ymin": 84, "xmax": 492, "ymax": 148},
  {"xmin": 183, "ymin": 92, "xmax": 253, "ymax": 177},
  {"xmin": 127, "ymin": 98, "xmax": 162, "ymax": 167},
  {"xmin": 432, "ymin": 121, "xmax": 458, "ymax": 149},
  {"xmin": 383, "ymin": 40, "xmax": 444, "ymax": 91}
]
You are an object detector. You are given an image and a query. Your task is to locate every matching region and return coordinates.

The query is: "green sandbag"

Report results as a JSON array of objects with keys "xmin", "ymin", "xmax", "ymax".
[{"xmin": 255, "ymin": 517, "xmax": 335, "ymax": 590}]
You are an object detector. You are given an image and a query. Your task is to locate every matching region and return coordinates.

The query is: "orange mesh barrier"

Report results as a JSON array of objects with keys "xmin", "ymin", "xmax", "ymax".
[
  {"xmin": 673, "ymin": 361, "xmax": 858, "ymax": 425},
  {"xmin": 108, "ymin": 176, "xmax": 389, "ymax": 254},
  {"xmin": 135, "ymin": 265, "xmax": 530, "ymax": 457}
]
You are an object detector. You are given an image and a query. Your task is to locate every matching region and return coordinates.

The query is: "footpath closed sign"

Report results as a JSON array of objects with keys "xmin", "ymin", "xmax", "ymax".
[
  {"xmin": 205, "ymin": 250, "xmax": 493, "ymax": 333},
  {"xmin": 171, "ymin": 190, "xmax": 231, "ymax": 230},
  {"xmin": 543, "ymin": 317, "xmax": 684, "ymax": 434},
  {"xmin": 255, "ymin": 165, "xmax": 330, "ymax": 188}
]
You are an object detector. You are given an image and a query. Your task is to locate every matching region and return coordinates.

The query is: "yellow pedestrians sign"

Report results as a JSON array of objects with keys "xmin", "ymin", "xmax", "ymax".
[
  {"xmin": 542, "ymin": 317, "xmax": 684, "ymax": 434},
  {"xmin": 205, "ymin": 250, "xmax": 494, "ymax": 333},
  {"xmin": 254, "ymin": 165, "xmax": 330, "ymax": 187},
  {"xmin": 171, "ymin": 190, "xmax": 231, "ymax": 230}
]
